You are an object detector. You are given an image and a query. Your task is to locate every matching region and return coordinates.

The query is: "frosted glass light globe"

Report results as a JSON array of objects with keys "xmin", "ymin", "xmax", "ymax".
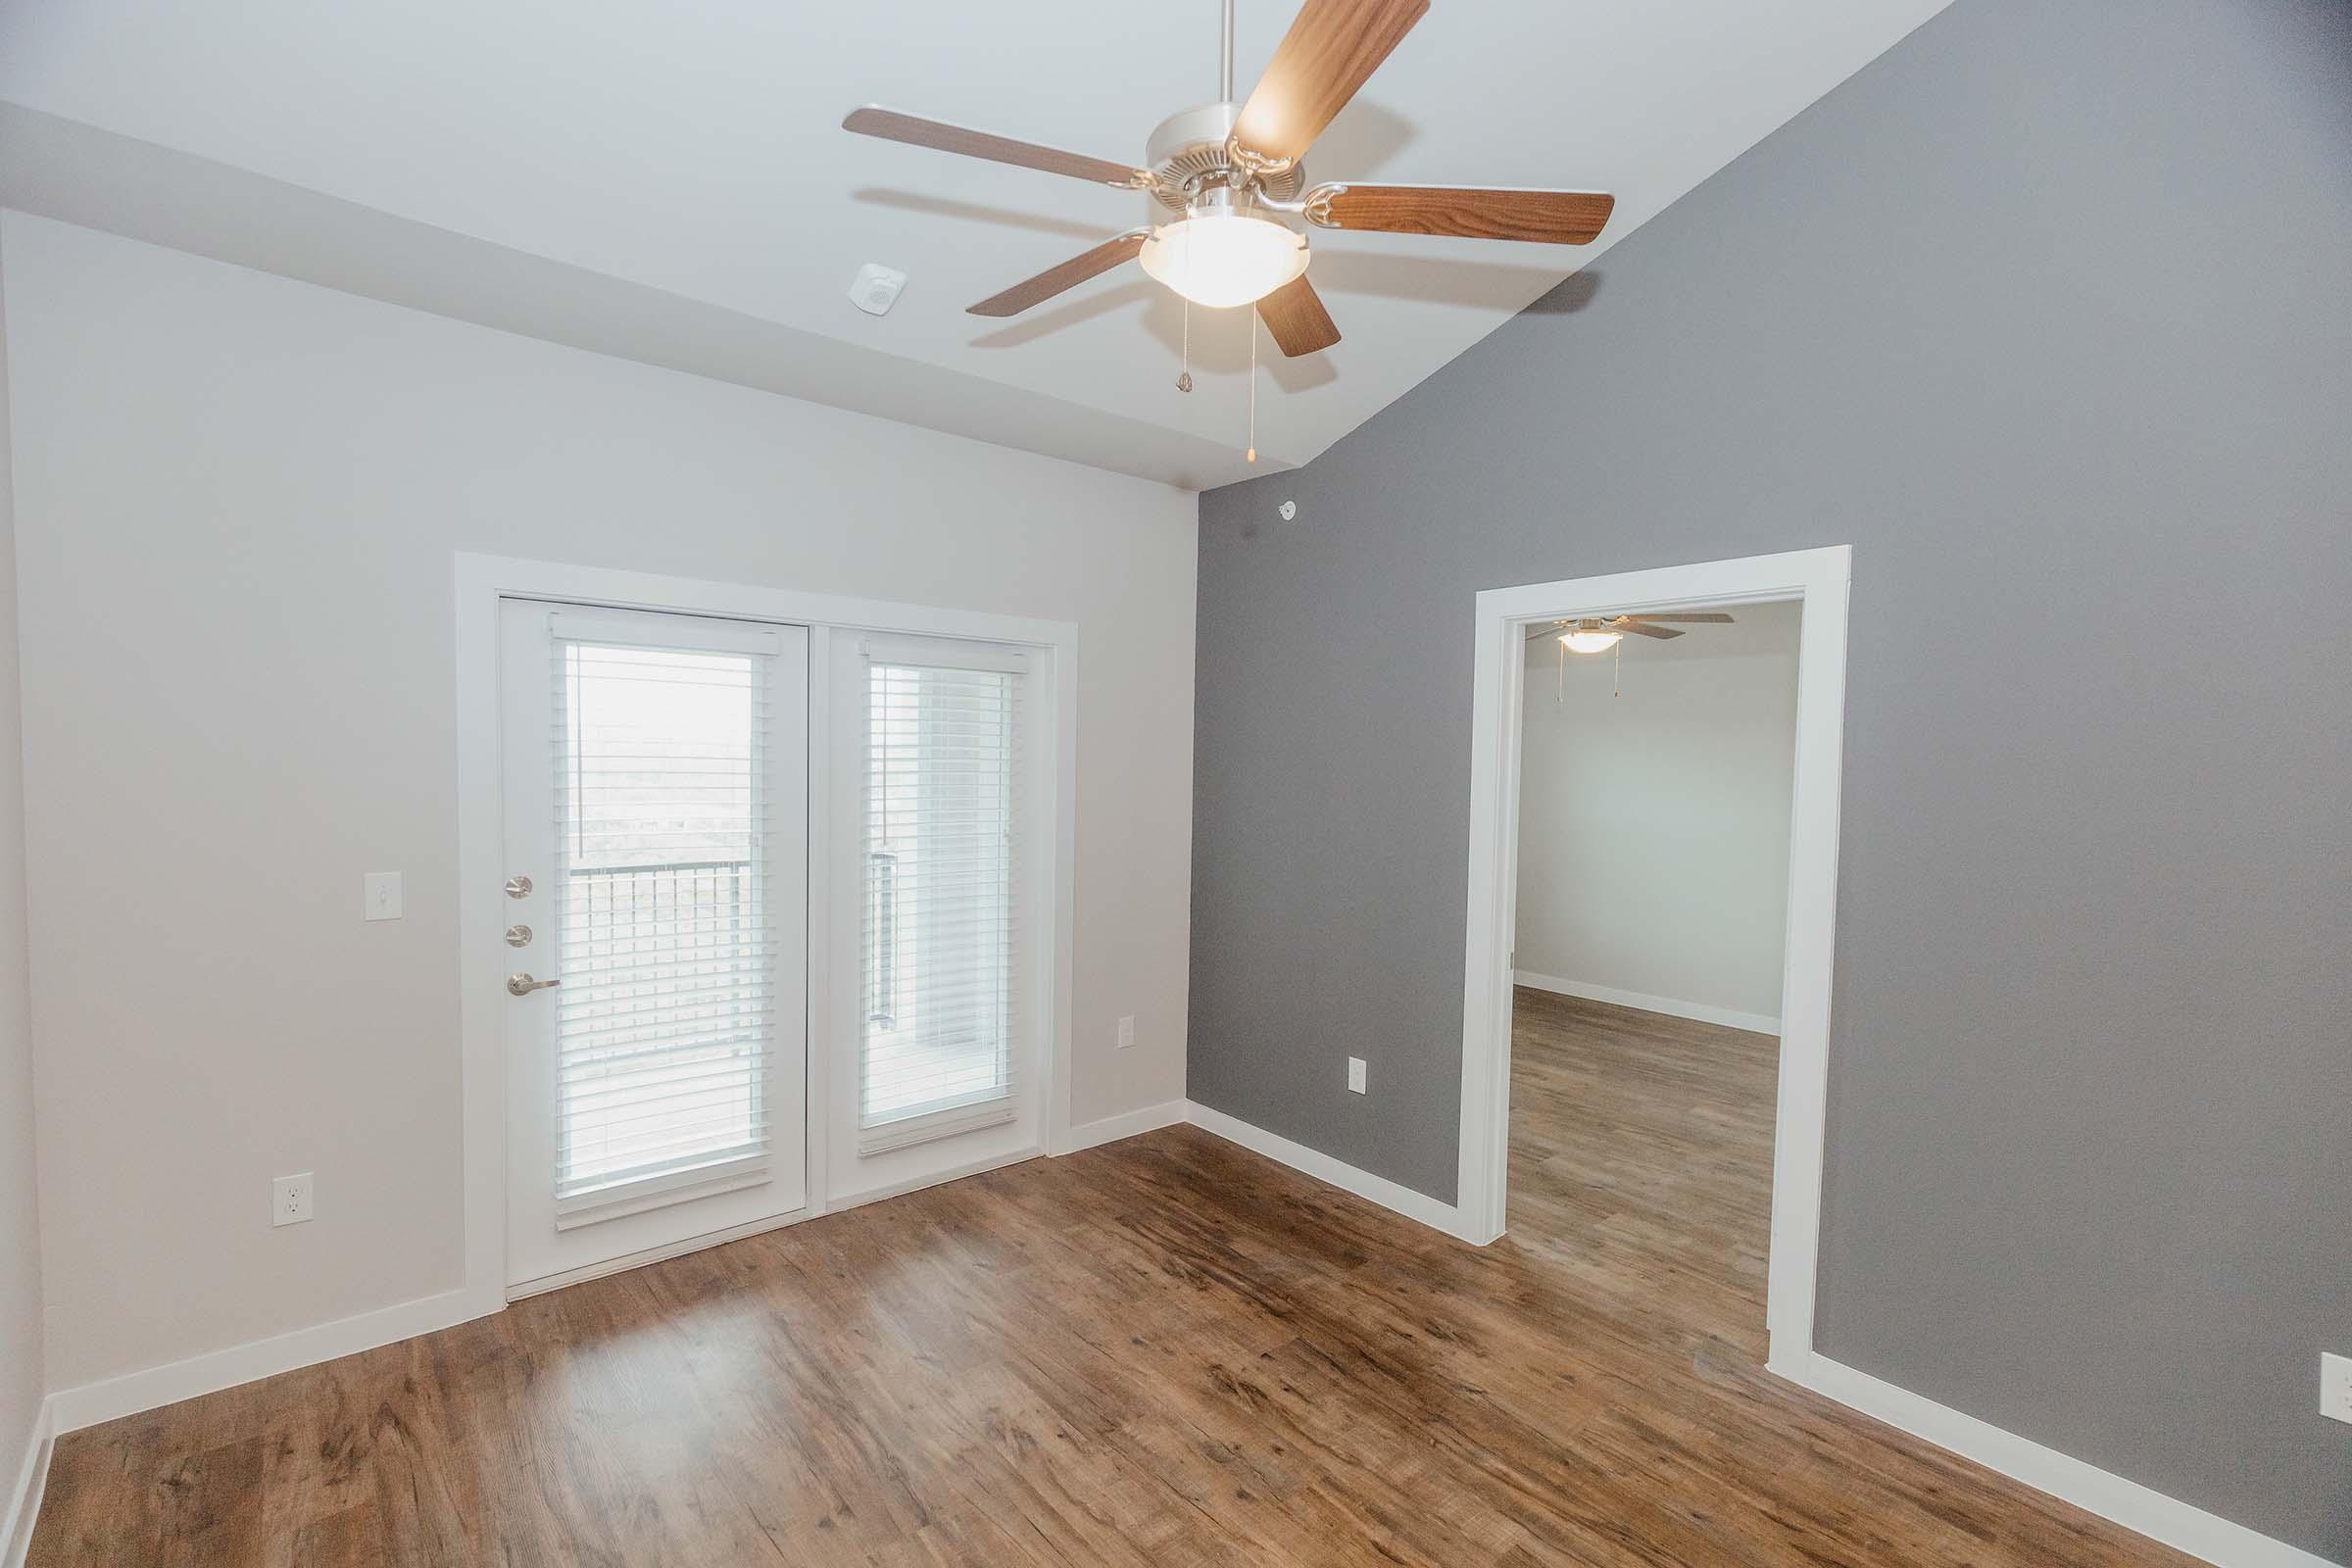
[
  {"xmin": 1139, "ymin": 214, "xmax": 1309, "ymax": 309},
  {"xmin": 1561, "ymin": 630, "xmax": 1623, "ymax": 654}
]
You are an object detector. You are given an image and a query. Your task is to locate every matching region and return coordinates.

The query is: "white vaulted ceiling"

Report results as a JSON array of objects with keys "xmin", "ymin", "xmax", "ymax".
[{"xmin": 0, "ymin": 0, "xmax": 1950, "ymax": 487}]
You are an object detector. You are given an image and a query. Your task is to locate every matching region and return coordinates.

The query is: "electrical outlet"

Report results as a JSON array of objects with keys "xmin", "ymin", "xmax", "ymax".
[
  {"xmin": 1347, "ymin": 1056, "xmax": 1367, "ymax": 1095},
  {"xmin": 2324, "ymin": 1352, "xmax": 2352, "ymax": 1425},
  {"xmin": 363, "ymin": 871, "xmax": 403, "ymax": 921},
  {"xmin": 1115, "ymin": 1014, "xmax": 1136, "ymax": 1050},
  {"xmin": 271, "ymin": 1172, "xmax": 314, "ymax": 1227}
]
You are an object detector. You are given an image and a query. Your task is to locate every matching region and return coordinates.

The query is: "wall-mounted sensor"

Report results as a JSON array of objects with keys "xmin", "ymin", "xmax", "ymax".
[
  {"xmin": 850, "ymin": 263, "xmax": 907, "ymax": 317},
  {"xmin": 1279, "ymin": 500, "xmax": 1298, "ymax": 521}
]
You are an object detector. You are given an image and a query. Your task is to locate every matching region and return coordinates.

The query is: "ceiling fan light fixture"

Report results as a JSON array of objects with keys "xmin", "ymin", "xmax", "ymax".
[
  {"xmin": 1561, "ymin": 629, "xmax": 1622, "ymax": 654},
  {"xmin": 1139, "ymin": 212, "xmax": 1308, "ymax": 309}
]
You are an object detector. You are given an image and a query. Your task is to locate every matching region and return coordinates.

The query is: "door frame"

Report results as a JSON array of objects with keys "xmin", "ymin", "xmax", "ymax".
[
  {"xmin": 453, "ymin": 552, "xmax": 1079, "ymax": 1316},
  {"xmin": 1453, "ymin": 545, "xmax": 1850, "ymax": 1374}
]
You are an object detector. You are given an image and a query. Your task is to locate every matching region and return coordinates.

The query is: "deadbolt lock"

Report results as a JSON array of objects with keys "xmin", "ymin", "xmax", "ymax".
[
  {"xmin": 504, "ymin": 874, "xmax": 533, "ymax": 899},
  {"xmin": 505, "ymin": 924, "xmax": 532, "ymax": 948}
]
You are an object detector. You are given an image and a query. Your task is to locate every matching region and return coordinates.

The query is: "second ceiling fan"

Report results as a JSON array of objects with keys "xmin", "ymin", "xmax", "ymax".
[
  {"xmin": 1528, "ymin": 613, "xmax": 1736, "ymax": 654},
  {"xmin": 844, "ymin": 0, "xmax": 1617, "ymax": 358},
  {"xmin": 1529, "ymin": 612, "xmax": 1736, "ymax": 700}
]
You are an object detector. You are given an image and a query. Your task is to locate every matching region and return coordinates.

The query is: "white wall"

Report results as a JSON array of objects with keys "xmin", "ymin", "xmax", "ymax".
[
  {"xmin": 0, "ymin": 212, "xmax": 1197, "ymax": 1392},
  {"xmin": 1513, "ymin": 600, "xmax": 1799, "ymax": 1027},
  {"xmin": 0, "ymin": 233, "xmax": 49, "ymax": 1544}
]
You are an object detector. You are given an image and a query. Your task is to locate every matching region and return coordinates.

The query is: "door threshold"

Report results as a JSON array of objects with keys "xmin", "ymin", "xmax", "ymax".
[{"xmin": 507, "ymin": 1205, "xmax": 813, "ymax": 1301}]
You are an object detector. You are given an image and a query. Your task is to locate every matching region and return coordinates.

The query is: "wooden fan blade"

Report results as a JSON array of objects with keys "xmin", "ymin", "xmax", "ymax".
[
  {"xmin": 1305, "ymin": 183, "xmax": 1615, "ymax": 245},
  {"xmin": 1622, "ymin": 612, "xmax": 1734, "ymax": 624},
  {"xmin": 967, "ymin": 231, "xmax": 1151, "ymax": 318},
  {"xmin": 1255, "ymin": 274, "xmax": 1342, "ymax": 357},
  {"xmin": 1232, "ymin": 0, "xmax": 1430, "ymax": 167},
  {"xmin": 844, "ymin": 107, "xmax": 1149, "ymax": 188},
  {"xmin": 1619, "ymin": 623, "xmax": 1683, "ymax": 639},
  {"xmin": 1524, "ymin": 623, "xmax": 1564, "ymax": 641}
]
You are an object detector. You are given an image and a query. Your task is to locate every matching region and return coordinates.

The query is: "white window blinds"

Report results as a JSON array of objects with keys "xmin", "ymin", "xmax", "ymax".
[
  {"xmin": 859, "ymin": 648, "xmax": 1023, "ymax": 1152},
  {"xmin": 549, "ymin": 614, "xmax": 779, "ymax": 1222}
]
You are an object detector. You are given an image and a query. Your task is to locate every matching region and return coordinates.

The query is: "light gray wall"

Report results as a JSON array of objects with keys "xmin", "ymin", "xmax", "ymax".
[
  {"xmin": 1514, "ymin": 601, "xmax": 1797, "ymax": 1025},
  {"xmin": 3, "ymin": 212, "xmax": 1196, "ymax": 1392},
  {"xmin": 0, "ymin": 228, "xmax": 48, "ymax": 1542},
  {"xmin": 1190, "ymin": 0, "xmax": 2351, "ymax": 1554}
]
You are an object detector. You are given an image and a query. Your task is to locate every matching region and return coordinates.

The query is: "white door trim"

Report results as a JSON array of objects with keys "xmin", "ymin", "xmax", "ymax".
[
  {"xmin": 454, "ymin": 552, "xmax": 1079, "ymax": 1318},
  {"xmin": 1453, "ymin": 544, "xmax": 1851, "ymax": 1372}
]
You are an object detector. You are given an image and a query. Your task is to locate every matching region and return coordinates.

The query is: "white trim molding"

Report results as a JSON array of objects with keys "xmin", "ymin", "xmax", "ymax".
[
  {"xmin": 45, "ymin": 1286, "xmax": 489, "ymax": 1437},
  {"xmin": 3, "ymin": 1396, "xmax": 54, "ymax": 1568},
  {"xmin": 1513, "ymin": 970, "xmax": 1782, "ymax": 1037},
  {"xmin": 1184, "ymin": 1101, "xmax": 1482, "ymax": 1244},
  {"xmin": 1456, "ymin": 546, "xmax": 1852, "ymax": 1360},
  {"xmin": 1779, "ymin": 1355, "xmax": 2337, "ymax": 1568},
  {"xmin": 1061, "ymin": 1100, "xmax": 1190, "ymax": 1153}
]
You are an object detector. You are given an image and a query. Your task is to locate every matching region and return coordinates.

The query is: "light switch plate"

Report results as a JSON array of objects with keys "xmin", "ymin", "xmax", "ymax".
[
  {"xmin": 363, "ymin": 871, "xmax": 403, "ymax": 921},
  {"xmin": 2324, "ymin": 1352, "xmax": 2352, "ymax": 1425},
  {"xmin": 1116, "ymin": 1014, "xmax": 1136, "ymax": 1050},
  {"xmin": 271, "ymin": 1172, "xmax": 314, "ymax": 1227},
  {"xmin": 1347, "ymin": 1056, "xmax": 1367, "ymax": 1095}
]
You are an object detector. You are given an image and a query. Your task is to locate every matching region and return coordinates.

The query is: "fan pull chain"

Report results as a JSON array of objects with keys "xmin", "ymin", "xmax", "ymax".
[
  {"xmin": 1177, "ymin": 294, "xmax": 1193, "ymax": 393},
  {"xmin": 1176, "ymin": 225, "xmax": 1194, "ymax": 393},
  {"xmin": 1246, "ymin": 310, "xmax": 1258, "ymax": 464},
  {"xmin": 1556, "ymin": 638, "xmax": 1566, "ymax": 705},
  {"xmin": 1613, "ymin": 639, "xmax": 1622, "ymax": 698}
]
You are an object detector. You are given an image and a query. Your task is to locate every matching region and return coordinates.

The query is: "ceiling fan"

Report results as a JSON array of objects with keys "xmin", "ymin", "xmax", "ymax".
[
  {"xmin": 842, "ymin": 0, "xmax": 1617, "ymax": 360},
  {"xmin": 1528, "ymin": 613, "xmax": 1736, "ymax": 654},
  {"xmin": 1531, "ymin": 612, "xmax": 1735, "ymax": 699}
]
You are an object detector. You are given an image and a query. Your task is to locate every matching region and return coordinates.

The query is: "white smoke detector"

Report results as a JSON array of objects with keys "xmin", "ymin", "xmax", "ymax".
[
  {"xmin": 1279, "ymin": 500, "xmax": 1298, "ymax": 520},
  {"xmin": 850, "ymin": 263, "xmax": 907, "ymax": 317}
]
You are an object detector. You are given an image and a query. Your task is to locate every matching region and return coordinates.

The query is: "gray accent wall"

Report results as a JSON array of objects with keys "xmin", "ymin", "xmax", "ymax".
[{"xmin": 1189, "ymin": 0, "xmax": 2351, "ymax": 1555}]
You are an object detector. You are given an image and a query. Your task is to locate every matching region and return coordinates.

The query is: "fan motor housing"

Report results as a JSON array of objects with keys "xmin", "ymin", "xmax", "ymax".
[{"xmin": 1144, "ymin": 102, "xmax": 1306, "ymax": 214}]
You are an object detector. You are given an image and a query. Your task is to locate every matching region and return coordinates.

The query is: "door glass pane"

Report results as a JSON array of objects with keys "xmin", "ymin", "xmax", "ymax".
[
  {"xmin": 554, "ymin": 640, "xmax": 772, "ymax": 1200},
  {"xmin": 860, "ymin": 662, "xmax": 1015, "ymax": 1129}
]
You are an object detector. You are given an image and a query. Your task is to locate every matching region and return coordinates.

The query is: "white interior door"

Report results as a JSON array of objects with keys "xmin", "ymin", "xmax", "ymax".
[{"xmin": 500, "ymin": 599, "xmax": 808, "ymax": 1293}]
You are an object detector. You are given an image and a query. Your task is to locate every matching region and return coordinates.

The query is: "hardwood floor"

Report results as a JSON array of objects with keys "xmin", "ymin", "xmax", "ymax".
[
  {"xmin": 1506, "ymin": 988, "xmax": 1780, "ymax": 1369},
  {"xmin": 31, "ymin": 992, "xmax": 2194, "ymax": 1565}
]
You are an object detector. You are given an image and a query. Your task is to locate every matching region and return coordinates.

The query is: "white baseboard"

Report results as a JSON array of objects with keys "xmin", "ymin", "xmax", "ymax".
[
  {"xmin": 47, "ymin": 1285, "xmax": 493, "ymax": 1436},
  {"xmin": 1775, "ymin": 1352, "xmax": 2336, "ymax": 1568},
  {"xmin": 1183, "ymin": 1101, "xmax": 1482, "ymax": 1244},
  {"xmin": 1513, "ymin": 970, "xmax": 1781, "ymax": 1036},
  {"xmin": 1059, "ymin": 1100, "xmax": 1189, "ymax": 1153},
  {"xmin": 2, "ymin": 1396, "xmax": 54, "ymax": 1568}
]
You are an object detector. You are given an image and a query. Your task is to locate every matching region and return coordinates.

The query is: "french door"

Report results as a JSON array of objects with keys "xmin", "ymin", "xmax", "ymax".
[
  {"xmin": 824, "ymin": 633, "xmax": 1043, "ymax": 1202},
  {"xmin": 499, "ymin": 599, "xmax": 808, "ymax": 1292}
]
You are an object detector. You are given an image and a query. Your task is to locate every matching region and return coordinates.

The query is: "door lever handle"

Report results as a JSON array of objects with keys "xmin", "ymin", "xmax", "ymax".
[{"xmin": 507, "ymin": 973, "xmax": 561, "ymax": 997}]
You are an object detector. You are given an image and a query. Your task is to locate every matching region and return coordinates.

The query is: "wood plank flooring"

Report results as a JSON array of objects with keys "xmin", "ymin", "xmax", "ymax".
[{"xmin": 30, "ymin": 992, "xmax": 2195, "ymax": 1565}]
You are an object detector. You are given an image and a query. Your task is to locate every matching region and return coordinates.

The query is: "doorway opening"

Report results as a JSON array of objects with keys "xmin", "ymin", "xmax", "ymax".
[
  {"xmin": 1453, "ymin": 547, "xmax": 1850, "ymax": 1374},
  {"xmin": 1508, "ymin": 598, "xmax": 1800, "ymax": 1364}
]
